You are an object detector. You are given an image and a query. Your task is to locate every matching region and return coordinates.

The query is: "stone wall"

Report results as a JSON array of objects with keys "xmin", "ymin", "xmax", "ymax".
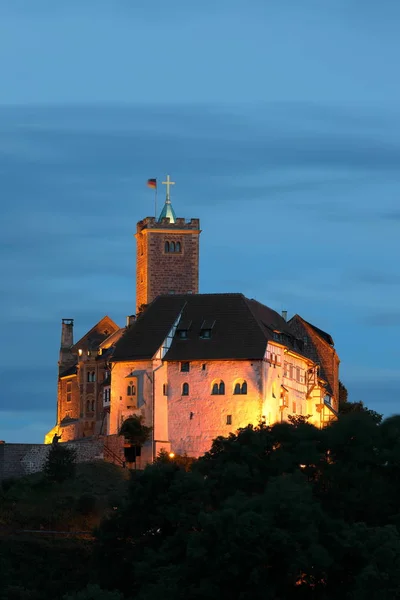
[{"xmin": 0, "ymin": 437, "xmax": 107, "ymax": 481}]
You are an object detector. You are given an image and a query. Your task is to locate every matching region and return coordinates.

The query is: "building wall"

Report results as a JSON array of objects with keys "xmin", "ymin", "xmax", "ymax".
[
  {"xmin": 109, "ymin": 360, "xmax": 154, "ymax": 465},
  {"xmin": 166, "ymin": 359, "xmax": 264, "ymax": 457},
  {"xmin": 289, "ymin": 316, "xmax": 340, "ymax": 410},
  {"xmin": 135, "ymin": 217, "xmax": 200, "ymax": 312}
]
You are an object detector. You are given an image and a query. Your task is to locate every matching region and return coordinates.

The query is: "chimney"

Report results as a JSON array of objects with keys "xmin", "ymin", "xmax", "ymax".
[
  {"xmin": 61, "ymin": 318, "xmax": 74, "ymax": 348},
  {"xmin": 126, "ymin": 315, "xmax": 136, "ymax": 327},
  {"xmin": 59, "ymin": 319, "xmax": 75, "ymax": 371},
  {"xmin": 281, "ymin": 310, "xmax": 288, "ymax": 322}
]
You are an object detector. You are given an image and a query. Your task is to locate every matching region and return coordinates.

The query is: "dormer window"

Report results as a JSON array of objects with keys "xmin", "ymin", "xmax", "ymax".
[
  {"xmin": 177, "ymin": 319, "xmax": 192, "ymax": 340},
  {"xmin": 273, "ymin": 331, "xmax": 282, "ymax": 342},
  {"xmin": 200, "ymin": 319, "xmax": 215, "ymax": 339}
]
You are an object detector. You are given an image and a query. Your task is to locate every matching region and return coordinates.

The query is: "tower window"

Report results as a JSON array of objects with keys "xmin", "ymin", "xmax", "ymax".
[
  {"xmin": 202, "ymin": 363, "xmax": 206, "ymax": 371},
  {"xmin": 163, "ymin": 383, "xmax": 168, "ymax": 396},
  {"xmin": 87, "ymin": 371, "xmax": 96, "ymax": 383},
  {"xmin": 180, "ymin": 362, "xmax": 190, "ymax": 372},
  {"xmin": 226, "ymin": 415, "xmax": 232, "ymax": 425},
  {"xmin": 165, "ymin": 241, "xmax": 170, "ymax": 253},
  {"xmin": 170, "ymin": 241, "xmax": 176, "ymax": 252},
  {"xmin": 176, "ymin": 241, "xmax": 181, "ymax": 252},
  {"xmin": 182, "ymin": 383, "xmax": 189, "ymax": 396},
  {"xmin": 66, "ymin": 381, "xmax": 72, "ymax": 402}
]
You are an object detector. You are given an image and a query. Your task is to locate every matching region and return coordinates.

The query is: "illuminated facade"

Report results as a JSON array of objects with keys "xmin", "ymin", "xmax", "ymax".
[{"xmin": 46, "ymin": 177, "xmax": 339, "ymax": 459}]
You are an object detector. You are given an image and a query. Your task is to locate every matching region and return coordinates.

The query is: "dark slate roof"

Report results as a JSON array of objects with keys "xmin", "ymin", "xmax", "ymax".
[
  {"xmin": 112, "ymin": 293, "xmax": 299, "ymax": 362},
  {"xmin": 302, "ymin": 319, "xmax": 334, "ymax": 346},
  {"xmin": 112, "ymin": 295, "xmax": 188, "ymax": 361},
  {"xmin": 59, "ymin": 364, "xmax": 77, "ymax": 378}
]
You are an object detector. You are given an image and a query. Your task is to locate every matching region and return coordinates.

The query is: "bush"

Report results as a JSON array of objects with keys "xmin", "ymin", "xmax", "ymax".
[{"xmin": 63, "ymin": 584, "xmax": 125, "ymax": 599}]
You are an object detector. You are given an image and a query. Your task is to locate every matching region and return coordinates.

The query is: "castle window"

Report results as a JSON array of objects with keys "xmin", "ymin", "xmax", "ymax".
[
  {"xmin": 87, "ymin": 371, "xmax": 96, "ymax": 383},
  {"xmin": 170, "ymin": 241, "xmax": 176, "ymax": 252},
  {"xmin": 181, "ymin": 362, "xmax": 190, "ymax": 372},
  {"xmin": 211, "ymin": 380, "xmax": 225, "ymax": 395},
  {"xmin": 202, "ymin": 363, "xmax": 206, "ymax": 371},
  {"xmin": 226, "ymin": 415, "xmax": 232, "ymax": 425},
  {"xmin": 66, "ymin": 381, "xmax": 72, "ymax": 402},
  {"xmin": 165, "ymin": 241, "xmax": 170, "ymax": 253},
  {"xmin": 176, "ymin": 241, "xmax": 181, "ymax": 252},
  {"xmin": 234, "ymin": 380, "xmax": 247, "ymax": 395},
  {"xmin": 91, "ymin": 400, "xmax": 95, "ymax": 412},
  {"xmin": 200, "ymin": 319, "xmax": 215, "ymax": 339},
  {"xmin": 127, "ymin": 383, "xmax": 136, "ymax": 396},
  {"xmin": 163, "ymin": 383, "xmax": 168, "ymax": 396},
  {"xmin": 182, "ymin": 382, "xmax": 189, "ymax": 396}
]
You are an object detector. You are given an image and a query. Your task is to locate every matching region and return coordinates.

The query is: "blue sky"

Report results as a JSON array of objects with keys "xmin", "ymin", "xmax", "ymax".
[{"xmin": 0, "ymin": 1, "xmax": 399, "ymax": 442}]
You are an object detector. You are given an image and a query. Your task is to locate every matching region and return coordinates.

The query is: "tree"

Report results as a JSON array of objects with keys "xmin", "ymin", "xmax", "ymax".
[
  {"xmin": 119, "ymin": 415, "xmax": 152, "ymax": 447},
  {"xmin": 95, "ymin": 416, "xmax": 400, "ymax": 599},
  {"xmin": 43, "ymin": 443, "xmax": 77, "ymax": 483}
]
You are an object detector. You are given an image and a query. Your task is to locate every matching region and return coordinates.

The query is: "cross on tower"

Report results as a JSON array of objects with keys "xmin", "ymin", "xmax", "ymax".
[{"xmin": 162, "ymin": 174, "xmax": 175, "ymax": 202}]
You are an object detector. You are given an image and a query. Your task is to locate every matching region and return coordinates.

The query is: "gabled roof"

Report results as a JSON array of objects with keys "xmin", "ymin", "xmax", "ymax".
[
  {"xmin": 302, "ymin": 319, "xmax": 334, "ymax": 346},
  {"xmin": 71, "ymin": 316, "xmax": 120, "ymax": 353},
  {"xmin": 112, "ymin": 293, "xmax": 300, "ymax": 363},
  {"xmin": 289, "ymin": 314, "xmax": 334, "ymax": 347}
]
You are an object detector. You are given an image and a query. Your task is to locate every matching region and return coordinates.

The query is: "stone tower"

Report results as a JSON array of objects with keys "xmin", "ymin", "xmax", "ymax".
[{"xmin": 135, "ymin": 176, "xmax": 201, "ymax": 313}]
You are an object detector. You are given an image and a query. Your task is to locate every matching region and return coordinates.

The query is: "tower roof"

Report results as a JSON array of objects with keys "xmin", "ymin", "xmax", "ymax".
[{"xmin": 158, "ymin": 199, "xmax": 177, "ymax": 223}]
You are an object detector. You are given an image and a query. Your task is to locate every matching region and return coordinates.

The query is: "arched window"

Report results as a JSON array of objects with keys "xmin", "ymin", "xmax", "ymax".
[
  {"xmin": 91, "ymin": 400, "xmax": 95, "ymax": 411},
  {"xmin": 176, "ymin": 241, "xmax": 181, "ymax": 253},
  {"xmin": 92, "ymin": 372, "xmax": 96, "ymax": 382},
  {"xmin": 165, "ymin": 241, "xmax": 170, "ymax": 253},
  {"xmin": 182, "ymin": 382, "xmax": 189, "ymax": 396},
  {"xmin": 86, "ymin": 400, "xmax": 90, "ymax": 412},
  {"xmin": 170, "ymin": 241, "xmax": 176, "ymax": 253},
  {"xmin": 233, "ymin": 380, "xmax": 247, "ymax": 395},
  {"xmin": 87, "ymin": 371, "xmax": 91, "ymax": 382},
  {"xmin": 211, "ymin": 380, "xmax": 225, "ymax": 395}
]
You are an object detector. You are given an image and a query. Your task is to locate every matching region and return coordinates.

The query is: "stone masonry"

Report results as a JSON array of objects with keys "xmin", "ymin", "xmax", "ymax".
[{"xmin": 135, "ymin": 217, "xmax": 201, "ymax": 313}]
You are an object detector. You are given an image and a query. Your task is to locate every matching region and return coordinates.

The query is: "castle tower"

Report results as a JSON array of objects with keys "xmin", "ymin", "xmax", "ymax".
[{"xmin": 135, "ymin": 175, "xmax": 201, "ymax": 313}]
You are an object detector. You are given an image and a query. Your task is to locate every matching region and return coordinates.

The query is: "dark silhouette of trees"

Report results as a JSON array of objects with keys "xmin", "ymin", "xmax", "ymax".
[{"xmin": 95, "ymin": 409, "xmax": 400, "ymax": 600}]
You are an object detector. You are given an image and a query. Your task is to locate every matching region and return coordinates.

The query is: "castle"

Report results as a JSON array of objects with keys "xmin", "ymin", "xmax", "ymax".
[{"xmin": 45, "ymin": 176, "xmax": 339, "ymax": 462}]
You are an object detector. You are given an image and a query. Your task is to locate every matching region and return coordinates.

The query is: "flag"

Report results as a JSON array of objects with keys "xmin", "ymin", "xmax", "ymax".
[{"xmin": 147, "ymin": 178, "xmax": 157, "ymax": 189}]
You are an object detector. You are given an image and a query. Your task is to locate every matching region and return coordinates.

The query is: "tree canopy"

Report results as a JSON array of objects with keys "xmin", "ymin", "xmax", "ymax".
[{"xmin": 95, "ymin": 410, "xmax": 400, "ymax": 600}]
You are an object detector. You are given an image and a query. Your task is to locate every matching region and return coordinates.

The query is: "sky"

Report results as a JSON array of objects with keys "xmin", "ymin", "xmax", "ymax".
[{"xmin": 0, "ymin": 0, "xmax": 399, "ymax": 442}]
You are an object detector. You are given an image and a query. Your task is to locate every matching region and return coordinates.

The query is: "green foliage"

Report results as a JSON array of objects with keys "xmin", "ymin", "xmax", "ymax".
[
  {"xmin": 44, "ymin": 444, "xmax": 77, "ymax": 483},
  {"xmin": 95, "ymin": 411, "xmax": 400, "ymax": 600},
  {"xmin": 63, "ymin": 584, "xmax": 125, "ymax": 600},
  {"xmin": 119, "ymin": 415, "xmax": 152, "ymax": 446},
  {"xmin": 287, "ymin": 413, "xmax": 312, "ymax": 426}
]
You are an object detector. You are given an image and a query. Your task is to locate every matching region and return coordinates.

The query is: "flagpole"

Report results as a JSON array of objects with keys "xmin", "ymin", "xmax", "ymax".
[{"xmin": 155, "ymin": 184, "xmax": 158, "ymax": 219}]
